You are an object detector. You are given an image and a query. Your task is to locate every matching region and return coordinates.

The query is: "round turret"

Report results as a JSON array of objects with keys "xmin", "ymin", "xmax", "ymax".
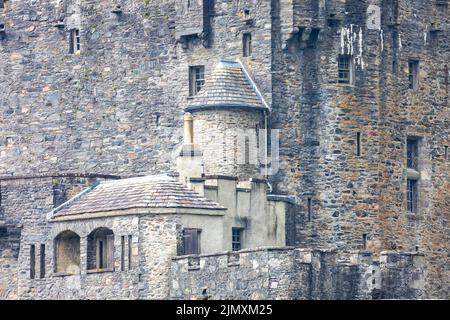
[{"xmin": 186, "ymin": 60, "xmax": 269, "ymax": 179}]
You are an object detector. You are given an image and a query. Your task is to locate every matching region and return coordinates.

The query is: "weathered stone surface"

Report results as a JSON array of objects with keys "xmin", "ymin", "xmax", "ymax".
[{"xmin": 0, "ymin": 0, "xmax": 448, "ymax": 299}]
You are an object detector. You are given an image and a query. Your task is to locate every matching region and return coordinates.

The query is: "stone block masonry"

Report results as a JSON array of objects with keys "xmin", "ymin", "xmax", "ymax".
[
  {"xmin": 170, "ymin": 247, "xmax": 426, "ymax": 300},
  {"xmin": 0, "ymin": 0, "xmax": 448, "ymax": 299}
]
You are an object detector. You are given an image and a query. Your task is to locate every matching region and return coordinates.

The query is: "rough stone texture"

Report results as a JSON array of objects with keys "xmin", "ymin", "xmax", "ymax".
[
  {"xmin": 0, "ymin": 175, "xmax": 112, "ymax": 299},
  {"xmin": 192, "ymin": 109, "xmax": 265, "ymax": 179},
  {"xmin": 0, "ymin": 0, "xmax": 448, "ymax": 299},
  {"xmin": 170, "ymin": 247, "xmax": 425, "ymax": 300}
]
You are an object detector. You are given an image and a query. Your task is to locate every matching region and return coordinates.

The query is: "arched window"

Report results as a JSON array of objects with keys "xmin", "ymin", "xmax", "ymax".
[
  {"xmin": 87, "ymin": 228, "xmax": 114, "ymax": 271},
  {"xmin": 54, "ymin": 230, "xmax": 81, "ymax": 275}
]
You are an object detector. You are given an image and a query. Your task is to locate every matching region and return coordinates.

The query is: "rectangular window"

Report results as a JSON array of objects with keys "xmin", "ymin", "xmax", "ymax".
[
  {"xmin": 307, "ymin": 198, "xmax": 312, "ymax": 222},
  {"xmin": 362, "ymin": 234, "xmax": 368, "ymax": 250},
  {"xmin": 69, "ymin": 29, "xmax": 80, "ymax": 54},
  {"xmin": 121, "ymin": 236, "xmax": 125, "ymax": 271},
  {"xmin": 189, "ymin": 66, "xmax": 205, "ymax": 96},
  {"xmin": 408, "ymin": 60, "xmax": 419, "ymax": 90},
  {"xmin": 356, "ymin": 132, "xmax": 361, "ymax": 156},
  {"xmin": 0, "ymin": 0, "xmax": 4, "ymax": 9},
  {"xmin": 243, "ymin": 33, "xmax": 252, "ymax": 57},
  {"xmin": 39, "ymin": 244, "xmax": 45, "ymax": 278},
  {"xmin": 232, "ymin": 228, "xmax": 243, "ymax": 251},
  {"xmin": 128, "ymin": 235, "xmax": 132, "ymax": 270},
  {"xmin": 338, "ymin": 55, "xmax": 353, "ymax": 84},
  {"xmin": 30, "ymin": 245, "xmax": 35, "ymax": 279},
  {"xmin": 407, "ymin": 138, "xmax": 419, "ymax": 170},
  {"xmin": 445, "ymin": 146, "xmax": 448, "ymax": 161},
  {"xmin": 183, "ymin": 228, "xmax": 201, "ymax": 255},
  {"xmin": 407, "ymin": 179, "xmax": 418, "ymax": 213}
]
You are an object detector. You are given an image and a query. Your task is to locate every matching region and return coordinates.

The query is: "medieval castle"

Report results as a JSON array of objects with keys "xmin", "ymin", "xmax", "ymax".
[{"xmin": 0, "ymin": 0, "xmax": 448, "ymax": 300}]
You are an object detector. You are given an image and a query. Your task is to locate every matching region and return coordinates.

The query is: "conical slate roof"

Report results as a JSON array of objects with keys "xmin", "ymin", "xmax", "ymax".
[{"xmin": 186, "ymin": 60, "xmax": 269, "ymax": 112}]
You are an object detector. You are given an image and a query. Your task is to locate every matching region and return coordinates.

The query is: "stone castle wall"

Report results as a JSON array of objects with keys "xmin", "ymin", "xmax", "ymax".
[
  {"xmin": 0, "ymin": 0, "xmax": 448, "ymax": 299},
  {"xmin": 170, "ymin": 247, "xmax": 426, "ymax": 300}
]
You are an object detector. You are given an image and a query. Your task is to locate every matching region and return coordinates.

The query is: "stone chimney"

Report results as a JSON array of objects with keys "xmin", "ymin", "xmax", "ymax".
[{"xmin": 177, "ymin": 113, "xmax": 204, "ymax": 184}]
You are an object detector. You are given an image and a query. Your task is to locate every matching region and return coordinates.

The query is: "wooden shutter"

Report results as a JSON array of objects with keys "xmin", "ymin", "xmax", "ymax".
[
  {"xmin": 183, "ymin": 229, "xmax": 199, "ymax": 255},
  {"xmin": 106, "ymin": 234, "xmax": 115, "ymax": 270}
]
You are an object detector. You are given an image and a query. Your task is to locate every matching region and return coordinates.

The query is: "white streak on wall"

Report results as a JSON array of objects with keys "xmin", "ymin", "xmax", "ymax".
[{"xmin": 380, "ymin": 29, "xmax": 384, "ymax": 52}]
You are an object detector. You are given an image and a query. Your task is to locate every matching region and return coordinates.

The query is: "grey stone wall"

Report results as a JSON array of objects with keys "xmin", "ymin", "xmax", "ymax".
[
  {"xmin": 170, "ymin": 247, "xmax": 426, "ymax": 300},
  {"xmin": 192, "ymin": 109, "xmax": 265, "ymax": 179},
  {"xmin": 0, "ymin": 0, "xmax": 447, "ymax": 299}
]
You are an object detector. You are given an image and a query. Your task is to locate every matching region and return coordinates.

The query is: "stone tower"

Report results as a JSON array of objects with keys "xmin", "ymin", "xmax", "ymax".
[{"xmin": 185, "ymin": 60, "xmax": 270, "ymax": 180}]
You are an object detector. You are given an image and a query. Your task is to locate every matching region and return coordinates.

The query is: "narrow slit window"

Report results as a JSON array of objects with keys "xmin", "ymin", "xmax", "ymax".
[
  {"xmin": 189, "ymin": 66, "xmax": 205, "ymax": 96},
  {"xmin": 307, "ymin": 198, "xmax": 312, "ymax": 222},
  {"xmin": 408, "ymin": 60, "xmax": 419, "ymax": 90},
  {"xmin": 128, "ymin": 235, "xmax": 132, "ymax": 270},
  {"xmin": 40, "ymin": 244, "xmax": 45, "ymax": 278},
  {"xmin": 243, "ymin": 33, "xmax": 252, "ymax": 57},
  {"xmin": 356, "ymin": 132, "xmax": 361, "ymax": 156},
  {"xmin": 445, "ymin": 146, "xmax": 448, "ymax": 161},
  {"xmin": 69, "ymin": 29, "xmax": 80, "ymax": 54},
  {"xmin": 407, "ymin": 179, "xmax": 418, "ymax": 213},
  {"xmin": 121, "ymin": 236, "xmax": 125, "ymax": 271},
  {"xmin": 362, "ymin": 234, "xmax": 368, "ymax": 250},
  {"xmin": 338, "ymin": 55, "xmax": 354, "ymax": 84},
  {"xmin": 30, "ymin": 245, "xmax": 35, "ymax": 279}
]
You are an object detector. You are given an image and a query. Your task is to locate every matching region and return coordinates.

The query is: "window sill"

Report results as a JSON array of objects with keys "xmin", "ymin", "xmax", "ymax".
[
  {"xmin": 86, "ymin": 268, "xmax": 115, "ymax": 274},
  {"xmin": 407, "ymin": 168, "xmax": 420, "ymax": 180},
  {"xmin": 406, "ymin": 212, "xmax": 423, "ymax": 220},
  {"xmin": 53, "ymin": 272, "xmax": 80, "ymax": 277},
  {"xmin": 187, "ymin": 96, "xmax": 194, "ymax": 100}
]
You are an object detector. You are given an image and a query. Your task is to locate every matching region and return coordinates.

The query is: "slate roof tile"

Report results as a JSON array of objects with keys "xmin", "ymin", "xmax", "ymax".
[{"xmin": 52, "ymin": 175, "xmax": 225, "ymax": 217}]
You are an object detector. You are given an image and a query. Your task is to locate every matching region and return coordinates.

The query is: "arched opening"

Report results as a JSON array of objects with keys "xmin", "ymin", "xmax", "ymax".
[
  {"xmin": 87, "ymin": 228, "xmax": 114, "ymax": 271},
  {"xmin": 54, "ymin": 230, "xmax": 81, "ymax": 274}
]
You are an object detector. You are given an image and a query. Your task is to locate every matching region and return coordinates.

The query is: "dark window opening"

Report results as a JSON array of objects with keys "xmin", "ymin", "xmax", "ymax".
[
  {"xmin": 445, "ymin": 146, "xmax": 448, "ymax": 161},
  {"xmin": 232, "ymin": 228, "xmax": 243, "ymax": 251},
  {"xmin": 128, "ymin": 235, "xmax": 132, "ymax": 270},
  {"xmin": 407, "ymin": 138, "xmax": 419, "ymax": 170},
  {"xmin": 408, "ymin": 60, "xmax": 419, "ymax": 90},
  {"xmin": 362, "ymin": 234, "xmax": 368, "ymax": 250},
  {"xmin": 40, "ymin": 244, "xmax": 45, "ymax": 278},
  {"xmin": 30, "ymin": 245, "xmax": 35, "ymax": 279},
  {"xmin": 183, "ymin": 228, "xmax": 201, "ymax": 255},
  {"xmin": 407, "ymin": 179, "xmax": 418, "ymax": 213},
  {"xmin": 356, "ymin": 132, "xmax": 361, "ymax": 156},
  {"xmin": 307, "ymin": 198, "xmax": 312, "ymax": 222},
  {"xmin": 87, "ymin": 228, "xmax": 114, "ymax": 271},
  {"xmin": 243, "ymin": 33, "xmax": 252, "ymax": 57},
  {"xmin": 0, "ymin": 0, "xmax": 4, "ymax": 9},
  {"xmin": 338, "ymin": 55, "xmax": 353, "ymax": 84},
  {"xmin": 189, "ymin": 66, "xmax": 205, "ymax": 96},
  {"xmin": 69, "ymin": 29, "xmax": 80, "ymax": 54},
  {"xmin": 121, "ymin": 236, "xmax": 125, "ymax": 271}
]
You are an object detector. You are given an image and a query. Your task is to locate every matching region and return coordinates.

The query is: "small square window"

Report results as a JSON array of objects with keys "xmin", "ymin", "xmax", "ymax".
[
  {"xmin": 232, "ymin": 228, "xmax": 243, "ymax": 251},
  {"xmin": 408, "ymin": 60, "xmax": 419, "ymax": 90},
  {"xmin": 189, "ymin": 66, "xmax": 205, "ymax": 96},
  {"xmin": 183, "ymin": 228, "xmax": 201, "ymax": 255},
  {"xmin": 338, "ymin": 55, "xmax": 354, "ymax": 84}
]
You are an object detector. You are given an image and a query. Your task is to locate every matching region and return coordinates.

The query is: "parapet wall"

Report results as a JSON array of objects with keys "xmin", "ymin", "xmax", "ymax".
[{"xmin": 169, "ymin": 247, "xmax": 426, "ymax": 300}]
